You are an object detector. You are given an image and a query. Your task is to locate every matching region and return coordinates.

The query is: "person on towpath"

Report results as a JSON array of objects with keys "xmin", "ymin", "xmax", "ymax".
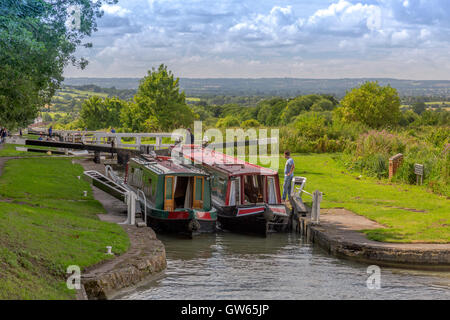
[{"xmin": 282, "ymin": 150, "xmax": 295, "ymax": 204}]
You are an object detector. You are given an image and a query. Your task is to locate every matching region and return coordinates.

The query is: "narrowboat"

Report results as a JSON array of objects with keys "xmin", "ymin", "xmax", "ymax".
[
  {"xmin": 173, "ymin": 145, "xmax": 290, "ymax": 237},
  {"xmin": 124, "ymin": 154, "xmax": 217, "ymax": 238}
]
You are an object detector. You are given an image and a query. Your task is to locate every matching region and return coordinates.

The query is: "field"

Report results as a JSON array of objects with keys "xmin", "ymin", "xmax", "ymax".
[
  {"xmin": 260, "ymin": 154, "xmax": 450, "ymax": 243},
  {"xmin": 0, "ymin": 157, "xmax": 129, "ymax": 299}
]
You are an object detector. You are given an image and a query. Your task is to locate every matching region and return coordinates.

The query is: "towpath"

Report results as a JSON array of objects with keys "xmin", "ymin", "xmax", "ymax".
[{"xmin": 303, "ymin": 208, "xmax": 450, "ymax": 269}]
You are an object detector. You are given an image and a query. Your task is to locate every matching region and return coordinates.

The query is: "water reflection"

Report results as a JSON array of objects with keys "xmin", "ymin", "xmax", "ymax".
[{"xmin": 118, "ymin": 232, "xmax": 450, "ymax": 300}]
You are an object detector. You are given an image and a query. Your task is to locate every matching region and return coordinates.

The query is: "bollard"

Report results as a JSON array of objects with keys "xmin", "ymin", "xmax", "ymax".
[
  {"xmin": 120, "ymin": 191, "xmax": 136, "ymax": 225},
  {"xmin": 311, "ymin": 190, "xmax": 323, "ymax": 224},
  {"xmin": 106, "ymin": 246, "xmax": 113, "ymax": 255}
]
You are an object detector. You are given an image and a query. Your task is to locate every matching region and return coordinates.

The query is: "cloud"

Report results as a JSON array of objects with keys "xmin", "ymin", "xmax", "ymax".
[
  {"xmin": 65, "ymin": 0, "xmax": 450, "ymax": 79},
  {"xmin": 306, "ymin": 0, "xmax": 382, "ymax": 35},
  {"xmin": 101, "ymin": 4, "xmax": 131, "ymax": 17},
  {"xmin": 384, "ymin": 0, "xmax": 450, "ymax": 26}
]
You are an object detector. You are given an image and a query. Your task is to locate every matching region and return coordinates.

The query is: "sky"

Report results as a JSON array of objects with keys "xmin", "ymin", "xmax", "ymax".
[{"xmin": 64, "ymin": 0, "xmax": 450, "ymax": 80}]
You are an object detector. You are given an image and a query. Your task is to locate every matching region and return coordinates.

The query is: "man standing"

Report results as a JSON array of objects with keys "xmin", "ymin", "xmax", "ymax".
[
  {"xmin": 186, "ymin": 128, "xmax": 194, "ymax": 145},
  {"xmin": 282, "ymin": 150, "xmax": 295, "ymax": 203},
  {"xmin": 48, "ymin": 126, "xmax": 53, "ymax": 138}
]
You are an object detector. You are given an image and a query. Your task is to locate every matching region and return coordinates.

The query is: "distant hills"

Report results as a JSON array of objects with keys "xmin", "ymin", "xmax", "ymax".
[{"xmin": 64, "ymin": 77, "xmax": 450, "ymax": 98}]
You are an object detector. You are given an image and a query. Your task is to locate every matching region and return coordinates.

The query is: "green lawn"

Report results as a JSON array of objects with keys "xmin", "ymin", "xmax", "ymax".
[
  {"xmin": 0, "ymin": 158, "xmax": 129, "ymax": 299},
  {"xmin": 0, "ymin": 144, "xmax": 60, "ymax": 157},
  {"xmin": 259, "ymin": 154, "xmax": 450, "ymax": 243}
]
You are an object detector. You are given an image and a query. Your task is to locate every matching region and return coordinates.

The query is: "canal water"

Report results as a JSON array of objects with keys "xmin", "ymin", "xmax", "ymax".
[{"xmin": 118, "ymin": 232, "xmax": 450, "ymax": 300}]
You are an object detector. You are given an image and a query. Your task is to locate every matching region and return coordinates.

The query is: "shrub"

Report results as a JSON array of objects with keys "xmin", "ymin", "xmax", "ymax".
[
  {"xmin": 241, "ymin": 119, "xmax": 261, "ymax": 128},
  {"xmin": 216, "ymin": 116, "xmax": 240, "ymax": 128}
]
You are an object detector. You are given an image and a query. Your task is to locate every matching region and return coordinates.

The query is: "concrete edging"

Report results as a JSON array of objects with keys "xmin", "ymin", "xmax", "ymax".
[
  {"xmin": 77, "ymin": 158, "xmax": 167, "ymax": 300},
  {"xmin": 301, "ymin": 219, "xmax": 450, "ymax": 270},
  {"xmin": 80, "ymin": 225, "xmax": 166, "ymax": 300}
]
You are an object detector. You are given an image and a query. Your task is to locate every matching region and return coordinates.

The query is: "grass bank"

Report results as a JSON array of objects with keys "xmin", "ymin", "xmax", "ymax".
[
  {"xmin": 260, "ymin": 153, "xmax": 449, "ymax": 243},
  {"xmin": 0, "ymin": 157, "xmax": 129, "ymax": 299},
  {"xmin": 0, "ymin": 143, "xmax": 61, "ymax": 157}
]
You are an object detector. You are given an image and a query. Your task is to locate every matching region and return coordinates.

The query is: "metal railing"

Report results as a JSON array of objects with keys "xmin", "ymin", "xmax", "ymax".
[
  {"xmin": 136, "ymin": 189, "xmax": 147, "ymax": 225},
  {"xmin": 290, "ymin": 176, "xmax": 323, "ymax": 224}
]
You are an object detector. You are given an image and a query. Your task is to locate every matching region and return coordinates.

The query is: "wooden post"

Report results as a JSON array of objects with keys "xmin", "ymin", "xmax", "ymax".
[{"xmin": 414, "ymin": 164, "xmax": 424, "ymax": 186}]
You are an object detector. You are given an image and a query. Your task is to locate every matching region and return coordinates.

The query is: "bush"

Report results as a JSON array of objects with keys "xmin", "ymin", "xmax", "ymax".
[
  {"xmin": 216, "ymin": 116, "xmax": 240, "ymax": 128},
  {"xmin": 241, "ymin": 119, "xmax": 261, "ymax": 128}
]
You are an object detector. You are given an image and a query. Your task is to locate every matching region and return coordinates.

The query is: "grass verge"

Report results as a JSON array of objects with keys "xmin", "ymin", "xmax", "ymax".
[
  {"xmin": 259, "ymin": 153, "xmax": 449, "ymax": 243},
  {"xmin": 0, "ymin": 157, "xmax": 129, "ymax": 299},
  {"xmin": 0, "ymin": 144, "xmax": 60, "ymax": 157}
]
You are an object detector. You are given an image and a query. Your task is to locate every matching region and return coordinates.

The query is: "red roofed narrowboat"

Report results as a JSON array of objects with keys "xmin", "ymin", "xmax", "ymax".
[{"xmin": 173, "ymin": 145, "xmax": 290, "ymax": 237}]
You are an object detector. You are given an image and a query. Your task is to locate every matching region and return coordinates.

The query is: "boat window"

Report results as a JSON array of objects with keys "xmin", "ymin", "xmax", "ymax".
[
  {"xmin": 211, "ymin": 175, "xmax": 227, "ymax": 204},
  {"xmin": 130, "ymin": 167, "xmax": 143, "ymax": 188},
  {"xmin": 144, "ymin": 177, "xmax": 153, "ymax": 200},
  {"xmin": 267, "ymin": 176, "xmax": 277, "ymax": 204},
  {"xmin": 243, "ymin": 175, "xmax": 264, "ymax": 203},
  {"xmin": 228, "ymin": 177, "xmax": 240, "ymax": 206}
]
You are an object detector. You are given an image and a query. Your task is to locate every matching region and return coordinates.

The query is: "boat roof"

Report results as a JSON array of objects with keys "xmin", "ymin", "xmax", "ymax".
[
  {"xmin": 131, "ymin": 155, "xmax": 208, "ymax": 176},
  {"xmin": 174, "ymin": 145, "xmax": 278, "ymax": 176}
]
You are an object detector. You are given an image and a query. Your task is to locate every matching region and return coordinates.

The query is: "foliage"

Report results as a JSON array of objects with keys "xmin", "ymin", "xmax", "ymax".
[
  {"xmin": 241, "ymin": 119, "xmax": 261, "ymax": 128},
  {"xmin": 0, "ymin": 0, "xmax": 115, "ymax": 128},
  {"xmin": 258, "ymin": 154, "xmax": 449, "ymax": 243},
  {"xmin": 255, "ymin": 98, "xmax": 287, "ymax": 126},
  {"xmin": 344, "ymin": 128, "xmax": 449, "ymax": 195},
  {"xmin": 412, "ymin": 102, "xmax": 427, "ymax": 115},
  {"xmin": 120, "ymin": 64, "xmax": 195, "ymax": 132},
  {"xmin": 80, "ymin": 96, "xmax": 125, "ymax": 130},
  {"xmin": 339, "ymin": 81, "xmax": 401, "ymax": 128},
  {"xmin": 216, "ymin": 115, "xmax": 240, "ymax": 128}
]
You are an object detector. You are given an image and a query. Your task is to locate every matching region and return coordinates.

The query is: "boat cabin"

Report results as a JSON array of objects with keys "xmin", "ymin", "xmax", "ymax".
[
  {"xmin": 125, "ymin": 155, "xmax": 212, "ymax": 212},
  {"xmin": 174, "ymin": 146, "xmax": 282, "ymax": 208}
]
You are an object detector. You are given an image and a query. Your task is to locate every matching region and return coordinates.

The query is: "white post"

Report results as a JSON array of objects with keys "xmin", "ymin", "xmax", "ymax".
[
  {"xmin": 311, "ymin": 190, "xmax": 322, "ymax": 224},
  {"xmin": 155, "ymin": 137, "xmax": 162, "ymax": 150},
  {"xmin": 135, "ymin": 136, "xmax": 141, "ymax": 149},
  {"xmin": 121, "ymin": 191, "xmax": 136, "ymax": 225},
  {"xmin": 129, "ymin": 191, "xmax": 136, "ymax": 225}
]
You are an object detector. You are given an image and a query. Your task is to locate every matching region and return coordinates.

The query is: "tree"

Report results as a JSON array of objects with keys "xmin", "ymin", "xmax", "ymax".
[
  {"xmin": 280, "ymin": 94, "xmax": 322, "ymax": 124},
  {"xmin": 42, "ymin": 113, "xmax": 53, "ymax": 122},
  {"xmin": 241, "ymin": 119, "xmax": 261, "ymax": 128},
  {"xmin": 412, "ymin": 102, "xmax": 427, "ymax": 115},
  {"xmin": 0, "ymin": 0, "xmax": 116, "ymax": 128},
  {"xmin": 121, "ymin": 64, "xmax": 195, "ymax": 132},
  {"xmin": 216, "ymin": 116, "xmax": 240, "ymax": 128},
  {"xmin": 255, "ymin": 98, "xmax": 287, "ymax": 126},
  {"xmin": 310, "ymin": 98, "xmax": 334, "ymax": 112},
  {"xmin": 339, "ymin": 81, "xmax": 401, "ymax": 128},
  {"xmin": 80, "ymin": 96, "xmax": 127, "ymax": 130},
  {"xmin": 80, "ymin": 96, "xmax": 106, "ymax": 130}
]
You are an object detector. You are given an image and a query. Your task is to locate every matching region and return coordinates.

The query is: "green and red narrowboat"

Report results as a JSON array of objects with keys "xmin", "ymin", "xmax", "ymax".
[
  {"xmin": 124, "ymin": 154, "xmax": 217, "ymax": 238},
  {"xmin": 174, "ymin": 145, "xmax": 290, "ymax": 237}
]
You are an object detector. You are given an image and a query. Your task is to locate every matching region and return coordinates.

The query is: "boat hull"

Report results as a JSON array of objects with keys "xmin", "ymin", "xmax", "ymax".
[
  {"xmin": 216, "ymin": 204, "xmax": 290, "ymax": 237},
  {"xmin": 145, "ymin": 208, "xmax": 217, "ymax": 238}
]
